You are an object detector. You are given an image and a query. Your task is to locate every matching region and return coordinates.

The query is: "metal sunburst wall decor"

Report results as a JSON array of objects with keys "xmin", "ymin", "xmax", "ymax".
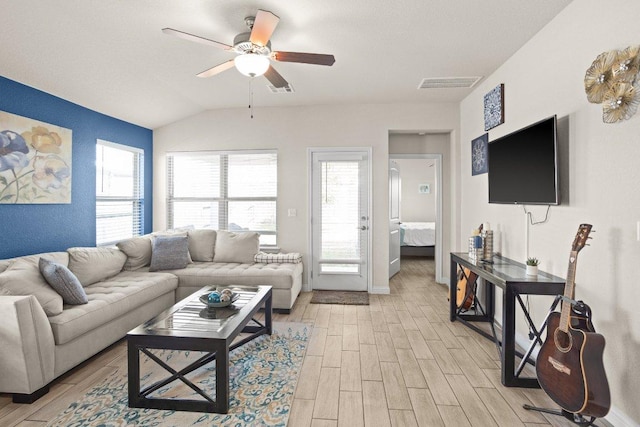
[{"xmin": 585, "ymin": 45, "xmax": 640, "ymax": 123}]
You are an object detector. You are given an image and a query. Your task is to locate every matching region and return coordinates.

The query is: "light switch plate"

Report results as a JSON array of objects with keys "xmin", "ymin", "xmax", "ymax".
[{"xmin": 288, "ymin": 208, "xmax": 297, "ymax": 217}]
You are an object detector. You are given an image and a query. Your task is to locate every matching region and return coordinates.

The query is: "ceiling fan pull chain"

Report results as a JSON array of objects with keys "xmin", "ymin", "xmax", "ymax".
[{"xmin": 249, "ymin": 77, "xmax": 254, "ymax": 119}]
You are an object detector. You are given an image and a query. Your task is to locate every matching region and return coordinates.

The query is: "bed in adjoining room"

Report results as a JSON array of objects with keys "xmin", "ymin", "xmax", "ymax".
[{"xmin": 400, "ymin": 221, "xmax": 435, "ymax": 257}]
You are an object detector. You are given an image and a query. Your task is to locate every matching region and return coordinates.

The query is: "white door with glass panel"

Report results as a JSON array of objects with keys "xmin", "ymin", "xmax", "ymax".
[{"xmin": 310, "ymin": 150, "xmax": 370, "ymax": 291}]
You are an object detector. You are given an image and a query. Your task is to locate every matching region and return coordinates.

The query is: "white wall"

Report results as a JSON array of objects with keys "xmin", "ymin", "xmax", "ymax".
[
  {"xmin": 394, "ymin": 158, "xmax": 436, "ymax": 222},
  {"xmin": 154, "ymin": 103, "xmax": 459, "ymax": 293},
  {"xmin": 459, "ymin": 1, "xmax": 640, "ymax": 424}
]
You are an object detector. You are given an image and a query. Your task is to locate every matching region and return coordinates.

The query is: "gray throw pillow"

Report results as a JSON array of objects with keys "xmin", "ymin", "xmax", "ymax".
[
  {"xmin": 39, "ymin": 258, "xmax": 88, "ymax": 305},
  {"xmin": 149, "ymin": 235, "xmax": 190, "ymax": 272}
]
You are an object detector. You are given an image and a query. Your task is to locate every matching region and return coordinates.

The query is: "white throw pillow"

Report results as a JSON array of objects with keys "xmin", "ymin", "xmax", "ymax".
[
  {"xmin": 67, "ymin": 247, "xmax": 127, "ymax": 286},
  {"xmin": 213, "ymin": 231, "xmax": 260, "ymax": 264},
  {"xmin": 187, "ymin": 229, "xmax": 217, "ymax": 262},
  {"xmin": 116, "ymin": 236, "xmax": 152, "ymax": 270}
]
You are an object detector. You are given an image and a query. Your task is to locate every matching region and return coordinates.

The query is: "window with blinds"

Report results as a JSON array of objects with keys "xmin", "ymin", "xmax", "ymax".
[
  {"xmin": 96, "ymin": 141, "xmax": 144, "ymax": 246},
  {"xmin": 167, "ymin": 150, "xmax": 277, "ymax": 246}
]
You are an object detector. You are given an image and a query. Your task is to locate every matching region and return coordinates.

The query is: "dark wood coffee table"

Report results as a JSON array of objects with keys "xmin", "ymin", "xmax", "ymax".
[{"xmin": 127, "ymin": 285, "xmax": 272, "ymax": 413}]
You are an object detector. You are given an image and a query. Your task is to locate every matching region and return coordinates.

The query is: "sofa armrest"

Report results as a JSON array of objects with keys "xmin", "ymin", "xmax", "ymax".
[{"xmin": 0, "ymin": 295, "xmax": 55, "ymax": 394}]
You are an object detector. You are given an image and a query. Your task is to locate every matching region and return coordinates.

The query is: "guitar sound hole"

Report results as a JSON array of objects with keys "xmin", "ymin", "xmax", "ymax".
[{"xmin": 553, "ymin": 328, "xmax": 572, "ymax": 353}]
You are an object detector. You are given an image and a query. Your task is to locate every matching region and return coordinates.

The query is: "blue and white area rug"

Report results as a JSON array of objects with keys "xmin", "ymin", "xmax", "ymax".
[{"xmin": 47, "ymin": 323, "xmax": 311, "ymax": 427}]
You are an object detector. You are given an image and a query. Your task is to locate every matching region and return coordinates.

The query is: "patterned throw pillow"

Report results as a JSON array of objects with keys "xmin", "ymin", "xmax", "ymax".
[
  {"xmin": 149, "ymin": 235, "xmax": 190, "ymax": 272},
  {"xmin": 254, "ymin": 252, "xmax": 303, "ymax": 264},
  {"xmin": 39, "ymin": 258, "xmax": 88, "ymax": 305}
]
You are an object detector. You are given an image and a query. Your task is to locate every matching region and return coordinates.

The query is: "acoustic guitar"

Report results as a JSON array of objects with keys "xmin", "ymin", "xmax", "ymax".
[
  {"xmin": 456, "ymin": 267, "xmax": 477, "ymax": 310},
  {"xmin": 536, "ymin": 224, "xmax": 610, "ymax": 418}
]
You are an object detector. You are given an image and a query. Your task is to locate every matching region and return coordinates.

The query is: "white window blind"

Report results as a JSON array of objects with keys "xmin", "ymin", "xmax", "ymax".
[
  {"xmin": 96, "ymin": 141, "xmax": 144, "ymax": 246},
  {"xmin": 167, "ymin": 150, "xmax": 277, "ymax": 246},
  {"xmin": 320, "ymin": 160, "xmax": 361, "ymax": 273}
]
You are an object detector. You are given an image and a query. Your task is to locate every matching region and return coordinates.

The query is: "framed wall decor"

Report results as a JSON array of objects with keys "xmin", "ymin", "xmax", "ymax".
[
  {"xmin": 471, "ymin": 133, "xmax": 488, "ymax": 176},
  {"xmin": 484, "ymin": 83, "xmax": 504, "ymax": 131},
  {"xmin": 418, "ymin": 183, "xmax": 431, "ymax": 194},
  {"xmin": 0, "ymin": 110, "xmax": 72, "ymax": 204}
]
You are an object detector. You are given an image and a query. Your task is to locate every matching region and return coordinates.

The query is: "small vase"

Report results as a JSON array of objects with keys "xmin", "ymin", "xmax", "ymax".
[{"xmin": 526, "ymin": 265, "xmax": 538, "ymax": 276}]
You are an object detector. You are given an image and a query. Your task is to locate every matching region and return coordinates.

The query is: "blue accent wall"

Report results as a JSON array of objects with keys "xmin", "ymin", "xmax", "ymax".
[{"xmin": 0, "ymin": 76, "xmax": 153, "ymax": 258}]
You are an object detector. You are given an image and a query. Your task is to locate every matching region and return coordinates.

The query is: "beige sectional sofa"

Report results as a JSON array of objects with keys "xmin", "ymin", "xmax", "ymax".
[{"xmin": 0, "ymin": 229, "xmax": 302, "ymax": 403}]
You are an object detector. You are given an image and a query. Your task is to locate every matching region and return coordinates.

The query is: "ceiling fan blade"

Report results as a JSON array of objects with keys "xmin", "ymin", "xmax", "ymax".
[
  {"xmin": 250, "ymin": 10, "xmax": 280, "ymax": 47},
  {"xmin": 162, "ymin": 28, "xmax": 232, "ymax": 50},
  {"xmin": 197, "ymin": 60, "xmax": 235, "ymax": 78},
  {"xmin": 272, "ymin": 51, "xmax": 335, "ymax": 66},
  {"xmin": 264, "ymin": 65, "xmax": 289, "ymax": 88}
]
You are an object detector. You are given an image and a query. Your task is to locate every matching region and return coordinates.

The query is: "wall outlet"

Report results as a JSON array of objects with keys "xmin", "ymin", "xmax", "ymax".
[{"xmin": 288, "ymin": 208, "xmax": 297, "ymax": 217}]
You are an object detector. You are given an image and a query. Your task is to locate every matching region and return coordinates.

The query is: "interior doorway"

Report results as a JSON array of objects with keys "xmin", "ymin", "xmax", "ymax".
[{"xmin": 389, "ymin": 154, "xmax": 443, "ymax": 282}]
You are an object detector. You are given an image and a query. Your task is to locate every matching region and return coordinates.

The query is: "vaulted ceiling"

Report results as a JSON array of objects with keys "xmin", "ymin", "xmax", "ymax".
[{"xmin": 0, "ymin": 0, "xmax": 572, "ymax": 128}]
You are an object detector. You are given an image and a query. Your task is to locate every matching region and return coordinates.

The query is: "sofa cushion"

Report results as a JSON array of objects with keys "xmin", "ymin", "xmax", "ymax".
[
  {"xmin": 149, "ymin": 235, "xmax": 190, "ymax": 272},
  {"xmin": 166, "ymin": 261, "xmax": 303, "ymax": 290},
  {"xmin": 187, "ymin": 229, "xmax": 217, "ymax": 262},
  {"xmin": 213, "ymin": 231, "xmax": 259, "ymax": 264},
  {"xmin": 0, "ymin": 259, "xmax": 63, "ymax": 316},
  {"xmin": 47, "ymin": 271, "xmax": 178, "ymax": 345},
  {"xmin": 67, "ymin": 247, "xmax": 127, "ymax": 286},
  {"xmin": 39, "ymin": 258, "xmax": 88, "ymax": 305},
  {"xmin": 0, "ymin": 259, "xmax": 11, "ymax": 274},
  {"xmin": 0, "ymin": 252, "xmax": 69, "ymax": 270},
  {"xmin": 116, "ymin": 236, "xmax": 152, "ymax": 270}
]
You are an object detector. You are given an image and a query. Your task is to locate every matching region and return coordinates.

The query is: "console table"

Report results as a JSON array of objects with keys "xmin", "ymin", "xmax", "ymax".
[{"xmin": 449, "ymin": 253, "xmax": 565, "ymax": 388}]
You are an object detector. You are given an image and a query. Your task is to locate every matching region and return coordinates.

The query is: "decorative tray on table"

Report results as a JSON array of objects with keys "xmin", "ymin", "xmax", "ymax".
[{"xmin": 199, "ymin": 289, "xmax": 239, "ymax": 308}]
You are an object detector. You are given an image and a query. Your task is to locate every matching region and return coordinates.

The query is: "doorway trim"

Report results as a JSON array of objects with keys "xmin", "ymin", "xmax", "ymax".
[
  {"xmin": 306, "ymin": 147, "xmax": 373, "ymax": 293},
  {"xmin": 389, "ymin": 153, "xmax": 444, "ymax": 283}
]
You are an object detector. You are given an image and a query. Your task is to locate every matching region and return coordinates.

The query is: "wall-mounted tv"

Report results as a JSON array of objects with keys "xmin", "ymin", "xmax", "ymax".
[{"xmin": 488, "ymin": 115, "xmax": 559, "ymax": 205}]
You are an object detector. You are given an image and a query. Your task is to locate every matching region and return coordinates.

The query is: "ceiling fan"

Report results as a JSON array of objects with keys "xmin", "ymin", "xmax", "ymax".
[{"xmin": 162, "ymin": 9, "xmax": 335, "ymax": 89}]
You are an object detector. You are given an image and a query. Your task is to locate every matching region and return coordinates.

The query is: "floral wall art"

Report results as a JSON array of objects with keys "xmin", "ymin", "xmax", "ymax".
[{"xmin": 0, "ymin": 111, "xmax": 72, "ymax": 204}]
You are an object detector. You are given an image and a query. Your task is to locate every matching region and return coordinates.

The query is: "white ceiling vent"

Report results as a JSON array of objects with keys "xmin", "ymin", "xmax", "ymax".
[
  {"xmin": 267, "ymin": 84, "xmax": 295, "ymax": 93},
  {"xmin": 418, "ymin": 76, "xmax": 482, "ymax": 89}
]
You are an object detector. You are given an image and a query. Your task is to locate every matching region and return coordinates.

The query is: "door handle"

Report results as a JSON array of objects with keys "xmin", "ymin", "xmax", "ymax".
[{"xmin": 358, "ymin": 225, "xmax": 368, "ymax": 230}]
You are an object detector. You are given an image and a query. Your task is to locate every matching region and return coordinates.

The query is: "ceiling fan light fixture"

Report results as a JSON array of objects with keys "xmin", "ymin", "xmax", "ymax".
[{"xmin": 234, "ymin": 53, "xmax": 270, "ymax": 77}]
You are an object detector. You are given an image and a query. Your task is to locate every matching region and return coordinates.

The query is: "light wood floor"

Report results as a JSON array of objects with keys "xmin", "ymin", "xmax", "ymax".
[{"xmin": 0, "ymin": 258, "xmax": 603, "ymax": 426}]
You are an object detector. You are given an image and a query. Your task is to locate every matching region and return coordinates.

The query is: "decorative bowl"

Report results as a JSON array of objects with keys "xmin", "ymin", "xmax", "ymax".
[{"xmin": 199, "ymin": 292, "xmax": 238, "ymax": 308}]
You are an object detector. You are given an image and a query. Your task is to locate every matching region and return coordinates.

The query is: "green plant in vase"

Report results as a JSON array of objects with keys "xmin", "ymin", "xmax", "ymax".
[{"xmin": 526, "ymin": 257, "xmax": 539, "ymax": 276}]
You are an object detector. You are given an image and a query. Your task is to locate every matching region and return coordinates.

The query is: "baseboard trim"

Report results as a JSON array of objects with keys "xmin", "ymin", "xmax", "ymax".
[
  {"xmin": 370, "ymin": 286, "xmax": 390, "ymax": 295},
  {"xmin": 605, "ymin": 405, "xmax": 637, "ymax": 427},
  {"xmin": 437, "ymin": 275, "xmax": 449, "ymax": 286}
]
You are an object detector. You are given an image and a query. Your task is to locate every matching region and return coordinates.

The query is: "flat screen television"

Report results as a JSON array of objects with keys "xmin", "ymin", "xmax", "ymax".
[{"xmin": 488, "ymin": 115, "xmax": 559, "ymax": 205}]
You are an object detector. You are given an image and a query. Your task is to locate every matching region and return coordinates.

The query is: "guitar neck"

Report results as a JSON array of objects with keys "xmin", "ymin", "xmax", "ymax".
[{"xmin": 559, "ymin": 250, "xmax": 578, "ymax": 332}]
